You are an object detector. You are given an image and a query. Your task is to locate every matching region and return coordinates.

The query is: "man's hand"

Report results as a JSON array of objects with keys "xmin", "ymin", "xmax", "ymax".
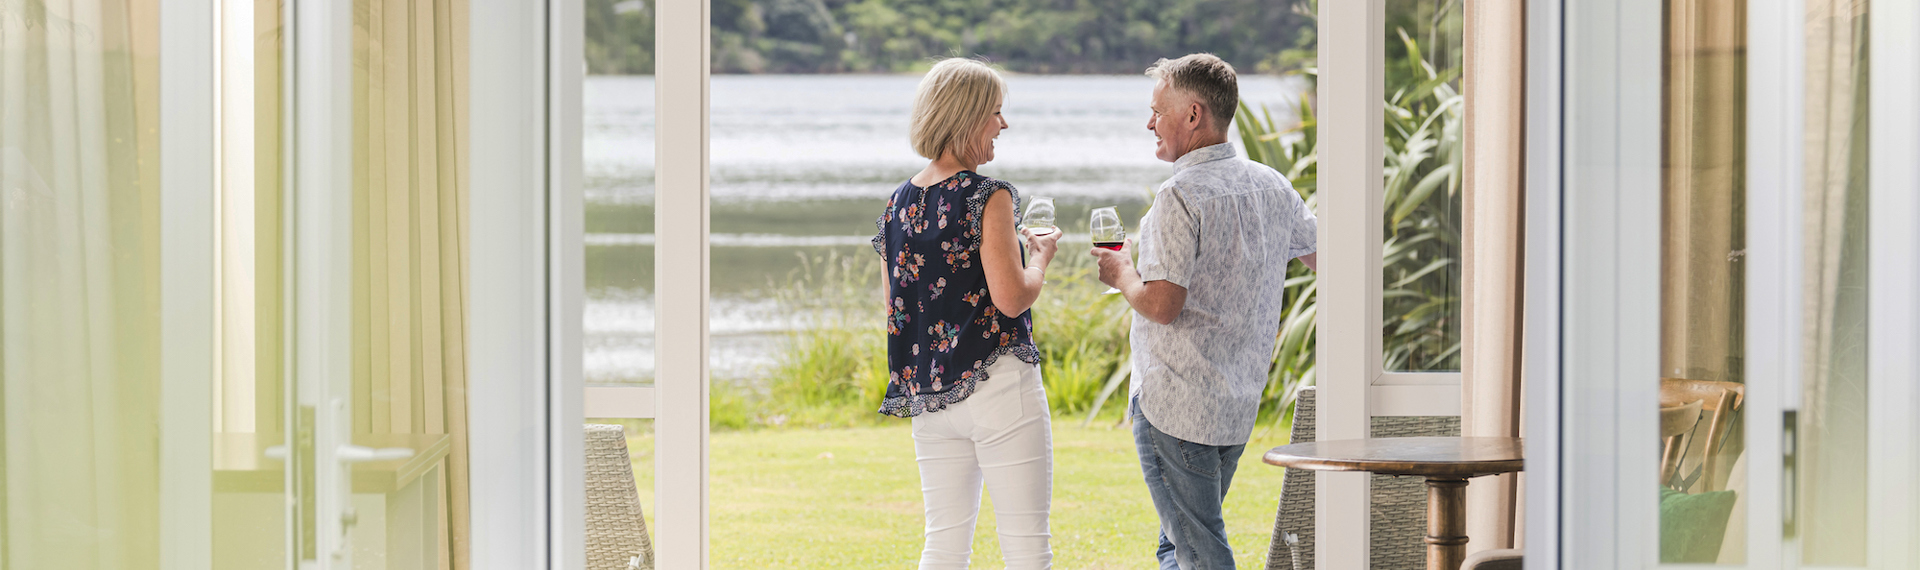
[
  {"xmin": 1092, "ymin": 239, "xmax": 1138, "ymax": 291},
  {"xmin": 1092, "ymin": 239, "xmax": 1187, "ymax": 324}
]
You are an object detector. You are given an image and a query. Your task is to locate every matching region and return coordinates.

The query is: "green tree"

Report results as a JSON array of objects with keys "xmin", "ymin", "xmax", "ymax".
[{"xmin": 585, "ymin": 0, "xmax": 1318, "ymax": 74}]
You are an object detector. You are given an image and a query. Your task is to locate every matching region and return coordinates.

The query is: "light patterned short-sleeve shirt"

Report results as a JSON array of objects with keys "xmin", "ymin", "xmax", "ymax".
[{"xmin": 1129, "ymin": 142, "xmax": 1318, "ymax": 446}]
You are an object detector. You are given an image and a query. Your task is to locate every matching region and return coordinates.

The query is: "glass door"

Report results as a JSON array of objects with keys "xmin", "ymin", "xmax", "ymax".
[
  {"xmin": 284, "ymin": 0, "xmax": 475, "ymax": 566},
  {"xmin": 1544, "ymin": 0, "xmax": 1920, "ymax": 566}
]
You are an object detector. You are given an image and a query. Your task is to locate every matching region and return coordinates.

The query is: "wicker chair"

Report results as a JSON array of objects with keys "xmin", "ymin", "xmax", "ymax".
[
  {"xmin": 586, "ymin": 424, "xmax": 655, "ymax": 570},
  {"xmin": 1265, "ymin": 387, "xmax": 1461, "ymax": 570}
]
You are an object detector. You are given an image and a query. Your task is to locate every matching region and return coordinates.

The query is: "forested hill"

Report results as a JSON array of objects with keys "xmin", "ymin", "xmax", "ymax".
[{"xmin": 587, "ymin": 0, "xmax": 1316, "ymax": 75}]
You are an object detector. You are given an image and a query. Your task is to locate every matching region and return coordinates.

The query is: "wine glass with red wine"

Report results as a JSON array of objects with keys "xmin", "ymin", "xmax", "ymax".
[
  {"xmin": 1021, "ymin": 197, "xmax": 1057, "ymax": 236},
  {"xmin": 1090, "ymin": 206, "xmax": 1125, "ymax": 294}
]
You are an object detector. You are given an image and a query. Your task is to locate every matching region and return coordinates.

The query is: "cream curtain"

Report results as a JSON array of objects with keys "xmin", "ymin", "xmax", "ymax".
[
  {"xmin": 1, "ymin": 1, "xmax": 163, "ymax": 568},
  {"xmin": 1461, "ymin": 0, "xmax": 1526, "ymax": 555},
  {"xmin": 351, "ymin": 0, "xmax": 473, "ymax": 567},
  {"xmin": 1660, "ymin": 0, "xmax": 1747, "ymax": 387},
  {"xmin": 1798, "ymin": 0, "xmax": 1869, "ymax": 564}
]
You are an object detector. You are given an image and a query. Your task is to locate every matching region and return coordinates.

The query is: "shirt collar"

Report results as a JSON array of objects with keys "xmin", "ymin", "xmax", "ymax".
[{"xmin": 1172, "ymin": 142, "xmax": 1238, "ymax": 173}]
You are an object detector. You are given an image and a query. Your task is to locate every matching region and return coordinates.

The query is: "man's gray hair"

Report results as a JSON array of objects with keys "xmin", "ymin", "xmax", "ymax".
[{"xmin": 1145, "ymin": 54, "xmax": 1239, "ymax": 132}]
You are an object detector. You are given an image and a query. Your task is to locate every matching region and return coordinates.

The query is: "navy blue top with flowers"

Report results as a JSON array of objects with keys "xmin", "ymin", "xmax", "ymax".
[{"xmin": 871, "ymin": 171, "xmax": 1040, "ymax": 417}]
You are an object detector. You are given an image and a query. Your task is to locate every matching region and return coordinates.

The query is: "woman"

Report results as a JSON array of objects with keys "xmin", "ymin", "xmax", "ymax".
[{"xmin": 872, "ymin": 58, "xmax": 1061, "ymax": 570}]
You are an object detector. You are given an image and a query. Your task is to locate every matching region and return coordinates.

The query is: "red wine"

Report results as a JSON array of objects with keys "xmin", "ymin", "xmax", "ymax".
[{"xmin": 1093, "ymin": 241, "xmax": 1125, "ymax": 251}]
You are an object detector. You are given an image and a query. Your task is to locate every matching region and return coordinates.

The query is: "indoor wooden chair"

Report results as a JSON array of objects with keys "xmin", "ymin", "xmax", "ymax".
[
  {"xmin": 1660, "ymin": 379, "xmax": 1745, "ymax": 491},
  {"xmin": 1660, "ymin": 399, "xmax": 1704, "ymax": 490}
]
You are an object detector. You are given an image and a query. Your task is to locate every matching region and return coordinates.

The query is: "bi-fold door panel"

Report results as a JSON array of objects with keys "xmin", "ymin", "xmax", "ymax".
[{"xmin": 1545, "ymin": 0, "xmax": 1920, "ymax": 567}]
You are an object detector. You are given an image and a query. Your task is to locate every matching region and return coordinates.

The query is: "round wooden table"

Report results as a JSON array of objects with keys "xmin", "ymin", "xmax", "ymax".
[{"xmin": 1263, "ymin": 437, "xmax": 1524, "ymax": 570}]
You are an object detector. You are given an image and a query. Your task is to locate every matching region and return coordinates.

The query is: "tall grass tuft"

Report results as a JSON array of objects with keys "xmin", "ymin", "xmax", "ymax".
[
  {"xmin": 1028, "ymin": 250, "xmax": 1132, "ymax": 419},
  {"xmin": 749, "ymin": 250, "xmax": 891, "ymax": 429},
  {"xmin": 735, "ymin": 245, "xmax": 1136, "ymax": 430}
]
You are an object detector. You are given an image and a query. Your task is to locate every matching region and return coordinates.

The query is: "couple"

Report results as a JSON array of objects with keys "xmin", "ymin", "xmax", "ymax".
[{"xmin": 871, "ymin": 54, "xmax": 1320, "ymax": 570}]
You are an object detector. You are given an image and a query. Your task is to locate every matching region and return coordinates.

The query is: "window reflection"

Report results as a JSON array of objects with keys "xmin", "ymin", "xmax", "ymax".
[
  {"xmin": 1658, "ymin": 0, "xmax": 1749, "ymax": 562},
  {"xmin": 1798, "ymin": 0, "xmax": 1870, "ymax": 565}
]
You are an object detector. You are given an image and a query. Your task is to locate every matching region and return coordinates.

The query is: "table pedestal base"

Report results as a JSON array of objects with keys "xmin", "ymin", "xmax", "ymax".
[{"xmin": 1424, "ymin": 477, "xmax": 1470, "ymax": 570}]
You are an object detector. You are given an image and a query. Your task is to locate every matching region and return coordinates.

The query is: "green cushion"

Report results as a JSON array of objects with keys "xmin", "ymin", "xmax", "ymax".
[{"xmin": 1659, "ymin": 486, "xmax": 1737, "ymax": 563}]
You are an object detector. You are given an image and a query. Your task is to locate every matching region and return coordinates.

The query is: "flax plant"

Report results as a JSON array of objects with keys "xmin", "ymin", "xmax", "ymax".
[{"xmin": 1237, "ymin": 30, "xmax": 1464, "ymax": 433}]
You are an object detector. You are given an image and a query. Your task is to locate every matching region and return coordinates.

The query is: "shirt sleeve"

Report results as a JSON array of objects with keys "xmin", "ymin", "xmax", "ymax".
[
  {"xmin": 1282, "ymin": 179, "xmax": 1318, "ymax": 260},
  {"xmin": 1136, "ymin": 185, "xmax": 1200, "ymax": 288}
]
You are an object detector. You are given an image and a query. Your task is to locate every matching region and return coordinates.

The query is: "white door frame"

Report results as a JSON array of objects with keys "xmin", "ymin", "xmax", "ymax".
[
  {"xmin": 1864, "ymin": 0, "xmax": 1920, "ymax": 566},
  {"xmin": 287, "ymin": 0, "xmax": 356, "ymax": 566},
  {"xmin": 159, "ymin": 0, "xmax": 219, "ymax": 566},
  {"xmin": 1519, "ymin": 0, "xmax": 1564, "ymax": 565},
  {"xmin": 1316, "ymin": 0, "xmax": 1469, "ymax": 565},
  {"xmin": 467, "ymin": 0, "xmax": 568, "ymax": 568},
  {"xmin": 1314, "ymin": 0, "xmax": 1384, "ymax": 565},
  {"xmin": 652, "ymin": 0, "xmax": 714, "ymax": 566}
]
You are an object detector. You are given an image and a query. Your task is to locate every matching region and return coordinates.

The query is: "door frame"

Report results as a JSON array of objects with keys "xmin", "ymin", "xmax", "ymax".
[
  {"xmin": 159, "ymin": 0, "xmax": 220, "ymax": 565},
  {"xmin": 466, "ymin": 0, "xmax": 576, "ymax": 568}
]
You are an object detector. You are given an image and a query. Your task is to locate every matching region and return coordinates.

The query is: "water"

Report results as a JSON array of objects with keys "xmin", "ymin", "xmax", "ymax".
[{"xmin": 584, "ymin": 74, "xmax": 1308, "ymax": 385}]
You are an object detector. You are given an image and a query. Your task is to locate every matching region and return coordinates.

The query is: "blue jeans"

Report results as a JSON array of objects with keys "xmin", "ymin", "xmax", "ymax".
[{"xmin": 1132, "ymin": 396, "xmax": 1246, "ymax": 570}]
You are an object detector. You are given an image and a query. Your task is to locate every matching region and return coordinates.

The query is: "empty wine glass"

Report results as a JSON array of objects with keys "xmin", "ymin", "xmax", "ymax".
[
  {"xmin": 1021, "ymin": 196, "xmax": 1057, "ymax": 236},
  {"xmin": 1090, "ymin": 206, "xmax": 1126, "ymax": 294}
]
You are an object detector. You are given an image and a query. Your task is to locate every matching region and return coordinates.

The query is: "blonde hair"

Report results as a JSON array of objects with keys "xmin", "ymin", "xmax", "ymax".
[
  {"xmin": 1146, "ymin": 54, "xmax": 1239, "ymax": 132},
  {"xmin": 910, "ymin": 58, "xmax": 1007, "ymax": 163}
]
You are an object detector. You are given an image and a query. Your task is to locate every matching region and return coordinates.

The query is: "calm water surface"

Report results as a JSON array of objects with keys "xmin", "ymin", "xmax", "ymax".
[{"xmin": 584, "ymin": 74, "xmax": 1307, "ymax": 385}]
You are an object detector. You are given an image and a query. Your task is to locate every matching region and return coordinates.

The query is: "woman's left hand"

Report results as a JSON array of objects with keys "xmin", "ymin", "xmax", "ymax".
[{"xmin": 1021, "ymin": 227, "xmax": 1061, "ymax": 263}]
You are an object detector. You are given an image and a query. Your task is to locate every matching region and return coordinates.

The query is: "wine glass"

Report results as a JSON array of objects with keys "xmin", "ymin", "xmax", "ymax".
[
  {"xmin": 1021, "ymin": 196, "xmax": 1057, "ymax": 236},
  {"xmin": 1090, "ymin": 206, "xmax": 1126, "ymax": 294}
]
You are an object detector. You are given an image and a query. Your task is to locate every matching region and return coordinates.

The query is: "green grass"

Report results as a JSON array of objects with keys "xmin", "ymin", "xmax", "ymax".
[{"xmin": 620, "ymin": 418, "xmax": 1295, "ymax": 569}]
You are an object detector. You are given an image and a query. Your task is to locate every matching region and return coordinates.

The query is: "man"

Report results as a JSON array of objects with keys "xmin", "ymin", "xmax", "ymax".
[{"xmin": 1093, "ymin": 53, "xmax": 1319, "ymax": 570}]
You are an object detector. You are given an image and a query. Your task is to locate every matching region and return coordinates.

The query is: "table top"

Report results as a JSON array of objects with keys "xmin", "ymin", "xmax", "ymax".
[
  {"xmin": 214, "ymin": 433, "xmax": 452, "ymax": 494},
  {"xmin": 1263, "ymin": 436, "xmax": 1524, "ymax": 479}
]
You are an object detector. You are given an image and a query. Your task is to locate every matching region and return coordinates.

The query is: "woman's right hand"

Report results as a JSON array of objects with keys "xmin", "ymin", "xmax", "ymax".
[{"xmin": 1021, "ymin": 227, "xmax": 1062, "ymax": 266}]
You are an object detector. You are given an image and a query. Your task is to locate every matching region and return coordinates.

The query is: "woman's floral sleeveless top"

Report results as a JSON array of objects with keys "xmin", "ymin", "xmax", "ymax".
[{"xmin": 871, "ymin": 171, "xmax": 1040, "ymax": 417}]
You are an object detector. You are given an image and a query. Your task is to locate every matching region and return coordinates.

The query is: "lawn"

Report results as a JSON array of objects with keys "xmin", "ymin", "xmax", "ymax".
[{"xmin": 622, "ymin": 418, "xmax": 1295, "ymax": 569}]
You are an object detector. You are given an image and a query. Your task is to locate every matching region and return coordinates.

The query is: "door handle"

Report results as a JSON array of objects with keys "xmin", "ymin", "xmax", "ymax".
[{"xmin": 336, "ymin": 445, "xmax": 414, "ymax": 463}]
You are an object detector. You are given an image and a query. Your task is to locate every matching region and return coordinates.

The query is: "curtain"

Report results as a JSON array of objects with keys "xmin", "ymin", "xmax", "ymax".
[
  {"xmin": 1, "ymin": 1, "xmax": 163, "ymax": 569},
  {"xmin": 1660, "ymin": 0, "xmax": 1748, "ymax": 387},
  {"xmin": 1461, "ymin": 0, "xmax": 1526, "ymax": 554},
  {"xmin": 1798, "ymin": 0, "xmax": 1869, "ymax": 564},
  {"xmin": 351, "ymin": 0, "xmax": 473, "ymax": 567}
]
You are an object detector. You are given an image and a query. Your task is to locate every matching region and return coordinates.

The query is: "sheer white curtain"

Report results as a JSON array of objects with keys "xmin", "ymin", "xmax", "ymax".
[
  {"xmin": 1, "ymin": 1, "xmax": 162, "ymax": 568},
  {"xmin": 1799, "ymin": 0, "xmax": 1871, "ymax": 564}
]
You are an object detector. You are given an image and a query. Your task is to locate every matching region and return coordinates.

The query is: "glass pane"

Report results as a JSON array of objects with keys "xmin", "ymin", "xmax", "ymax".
[
  {"xmin": 349, "ymin": 0, "xmax": 472, "ymax": 565},
  {"xmin": 215, "ymin": 0, "xmax": 295, "ymax": 566},
  {"xmin": 585, "ymin": 0, "xmax": 656, "ymax": 388},
  {"xmin": 1382, "ymin": 0, "xmax": 1463, "ymax": 373},
  {"xmin": 581, "ymin": 0, "xmax": 659, "ymax": 564},
  {"xmin": 1, "ymin": 2, "xmax": 170, "ymax": 567},
  {"xmin": 1797, "ymin": 0, "xmax": 1870, "ymax": 564},
  {"xmin": 1657, "ymin": 0, "xmax": 1749, "ymax": 562}
]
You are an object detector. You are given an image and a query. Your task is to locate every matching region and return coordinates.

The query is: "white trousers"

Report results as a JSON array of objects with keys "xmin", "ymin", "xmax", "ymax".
[{"xmin": 911, "ymin": 357, "xmax": 1054, "ymax": 570}]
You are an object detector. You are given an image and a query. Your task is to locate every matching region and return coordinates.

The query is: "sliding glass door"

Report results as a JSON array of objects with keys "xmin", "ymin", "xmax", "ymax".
[{"xmin": 1541, "ymin": 0, "xmax": 1920, "ymax": 566}]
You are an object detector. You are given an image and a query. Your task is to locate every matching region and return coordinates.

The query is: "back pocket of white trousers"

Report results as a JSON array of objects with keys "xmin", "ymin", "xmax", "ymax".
[{"xmin": 970, "ymin": 362, "xmax": 1030, "ymax": 433}]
